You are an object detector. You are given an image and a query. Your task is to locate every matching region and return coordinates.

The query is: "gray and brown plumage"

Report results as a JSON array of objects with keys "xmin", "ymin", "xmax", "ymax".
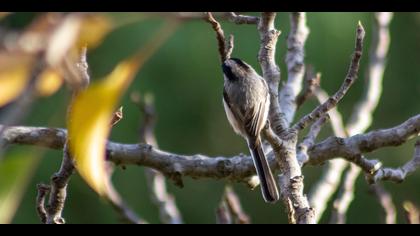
[{"xmin": 222, "ymin": 58, "xmax": 279, "ymax": 203}]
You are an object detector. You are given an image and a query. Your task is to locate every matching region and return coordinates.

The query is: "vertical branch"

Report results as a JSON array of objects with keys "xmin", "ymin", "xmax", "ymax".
[
  {"xmin": 258, "ymin": 12, "xmax": 314, "ymax": 224},
  {"xmin": 279, "ymin": 12, "xmax": 310, "ymax": 125},
  {"xmin": 404, "ymin": 201, "xmax": 420, "ymax": 224},
  {"xmin": 330, "ymin": 12, "xmax": 393, "ymax": 224},
  {"xmin": 215, "ymin": 186, "xmax": 250, "ymax": 224},
  {"xmin": 369, "ymin": 184, "xmax": 396, "ymax": 224},
  {"xmin": 132, "ymin": 92, "xmax": 183, "ymax": 224},
  {"xmin": 205, "ymin": 12, "xmax": 233, "ymax": 62},
  {"xmin": 309, "ymin": 13, "xmax": 393, "ymax": 223},
  {"xmin": 309, "ymin": 88, "xmax": 349, "ymax": 223},
  {"xmin": 106, "ymin": 107, "xmax": 147, "ymax": 224},
  {"xmin": 37, "ymin": 48, "xmax": 90, "ymax": 224},
  {"xmin": 346, "ymin": 12, "xmax": 393, "ymax": 134},
  {"xmin": 257, "ymin": 12, "xmax": 288, "ymax": 135}
]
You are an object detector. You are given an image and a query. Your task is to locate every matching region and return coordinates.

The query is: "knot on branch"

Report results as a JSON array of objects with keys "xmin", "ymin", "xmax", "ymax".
[
  {"xmin": 217, "ymin": 159, "xmax": 234, "ymax": 176},
  {"xmin": 290, "ymin": 175, "xmax": 304, "ymax": 190}
]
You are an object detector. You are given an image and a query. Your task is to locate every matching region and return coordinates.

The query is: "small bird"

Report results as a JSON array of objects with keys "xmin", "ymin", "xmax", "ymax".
[{"xmin": 222, "ymin": 58, "xmax": 279, "ymax": 203}]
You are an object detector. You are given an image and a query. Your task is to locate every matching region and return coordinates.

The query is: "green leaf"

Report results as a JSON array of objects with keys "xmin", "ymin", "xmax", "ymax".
[{"xmin": 0, "ymin": 152, "xmax": 40, "ymax": 224}]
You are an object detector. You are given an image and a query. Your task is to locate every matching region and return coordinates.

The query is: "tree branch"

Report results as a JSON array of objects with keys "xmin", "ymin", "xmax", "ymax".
[
  {"xmin": 1, "ymin": 114, "xmax": 418, "ymax": 183},
  {"xmin": 367, "ymin": 140, "xmax": 420, "ymax": 183},
  {"xmin": 404, "ymin": 201, "xmax": 420, "ymax": 224},
  {"xmin": 216, "ymin": 186, "xmax": 250, "ymax": 224},
  {"xmin": 225, "ymin": 12, "xmax": 259, "ymax": 25},
  {"xmin": 369, "ymin": 183, "xmax": 396, "ymax": 224},
  {"xmin": 296, "ymin": 69, "xmax": 320, "ymax": 109},
  {"xmin": 293, "ymin": 22, "xmax": 365, "ymax": 131},
  {"xmin": 329, "ymin": 13, "xmax": 394, "ymax": 223},
  {"xmin": 257, "ymin": 12, "xmax": 288, "ymax": 135},
  {"xmin": 297, "ymin": 114, "xmax": 329, "ymax": 166},
  {"xmin": 308, "ymin": 88, "xmax": 349, "ymax": 223},
  {"xmin": 133, "ymin": 92, "xmax": 183, "ymax": 224},
  {"xmin": 205, "ymin": 12, "xmax": 233, "ymax": 62},
  {"xmin": 279, "ymin": 12, "xmax": 309, "ymax": 125}
]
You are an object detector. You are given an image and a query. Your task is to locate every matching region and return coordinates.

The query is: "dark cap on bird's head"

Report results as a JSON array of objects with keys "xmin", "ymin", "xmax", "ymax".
[{"xmin": 222, "ymin": 58, "xmax": 251, "ymax": 81}]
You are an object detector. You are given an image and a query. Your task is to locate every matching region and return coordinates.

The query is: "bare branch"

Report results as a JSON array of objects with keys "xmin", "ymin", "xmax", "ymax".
[
  {"xmin": 329, "ymin": 164, "xmax": 359, "ymax": 224},
  {"xmin": 307, "ymin": 114, "xmax": 420, "ymax": 165},
  {"xmin": 369, "ymin": 184, "xmax": 396, "ymax": 224},
  {"xmin": 133, "ymin": 92, "xmax": 183, "ymax": 224},
  {"xmin": 330, "ymin": 13, "xmax": 394, "ymax": 223},
  {"xmin": 296, "ymin": 69, "xmax": 320, "ymax": 109},
  {"xmin": 205, "ymin": 12, "xmax": 233, "ymax": 62},
  {"xmin": 257, "ymin": 12, "xmax": 288, "ymax": 135},
  {"xmin": 216, "ymin": 201, "xmax": 232, "ymax": 224},
  {"xmin": 368, "ymin": 140, "xmax": 420, "ymax": 183},
  {"xmin": 217, "ymin": 186, "xmax": 251, "ymax": 224},
  {"xmin": 280, "ymin": 12, "xmax": 310, "ymax": 125},
  {"xmin": 293, "ymin": 22, "xmax": 365, "ymax": 131},
  {"xmin": 225, "ymin": 12, "xmax": 259, "ymax": 25},
  {"xmin": 44, "ymin": 144, "xmax": 73, "ymax": 224},
  {"xmin": 1, "ymin": 114, "xmax": 418, "ymax": 183},
  {"xmin": 347, "ymin": 12, "xmax": 393, "ymax": 135},
  {"xmin": 297, "ymin": 114, "xmax": 329, "ymax": 165},
  {"xmin": 308, "ymin": 88, "xmax": 349, "ymax": 223},
  {"xmin": 404, "ymin": 201, "xmax": 420, "ymax": 224},
  {"xmin": 36, "ymin": 184, "xmax": 50, "ymax": 224},
  {"xmin": 38, "ymin": 47, "xmax": 90, "ymax": 224},
  {"xmin": 106, "ymin": 183, "xmax": 147, "ymax": 224}
]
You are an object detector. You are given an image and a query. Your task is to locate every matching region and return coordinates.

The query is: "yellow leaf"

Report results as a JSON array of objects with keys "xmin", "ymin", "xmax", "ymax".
[
  {"xmin": 35, "ymin": 68, "xmax": 64, "ymax": 97},
  {"xmin": 68, "ymin": 58, "xmax": 142, "ymax": 195},
  {"xmin": 67, "ymin": 21, "xmax": 179, "ymax": 196},
  {"xmin": 77, "ymin": 14, "xmax": 113, "ymax": 49},
  {"xmin": 0, "ymin": 54, "xmax": 33, "ymax": 107}
]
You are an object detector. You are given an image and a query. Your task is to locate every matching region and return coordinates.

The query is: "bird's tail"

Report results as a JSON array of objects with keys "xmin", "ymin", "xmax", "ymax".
[{"xmin": 247, "ymin": 137, "xmax": 280, "ymax": 203}]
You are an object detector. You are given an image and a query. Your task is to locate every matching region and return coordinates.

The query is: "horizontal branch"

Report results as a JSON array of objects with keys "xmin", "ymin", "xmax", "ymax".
[
  {"xmin": 307, "ymin": 114, "xmax": 420, "ymax": 166},
  {"xmin": 368, "ymin": 140, "xmax": 420, "ymax": 183},
  {"xmin": 1, "ymin": 114, "xmax": 418, "ymax": 183}
]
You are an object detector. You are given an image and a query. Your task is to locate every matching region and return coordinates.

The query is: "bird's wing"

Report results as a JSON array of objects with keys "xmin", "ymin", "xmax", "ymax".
[
  {"xmin": 245, "ymin": 93, "xmax": 268, "ymax": 137},
  {"xmin": 223, "ymin": 88, "xmax": 245, "ymax": 134}
]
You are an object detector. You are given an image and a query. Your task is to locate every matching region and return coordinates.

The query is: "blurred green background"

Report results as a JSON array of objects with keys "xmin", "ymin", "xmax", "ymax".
[{"xmin": 1, "ymin": 12, "xmax": 419, "ymax": 224}]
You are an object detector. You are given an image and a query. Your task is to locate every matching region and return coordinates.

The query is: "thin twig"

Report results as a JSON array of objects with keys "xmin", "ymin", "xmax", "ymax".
[
  {"xmin": 105, "ymin": 106, "xmax": 147, "ymax": 224},
  {"xmin": 369, "ymin": 183, "xmax": 396, "ymax": 224},
  {"xmin": 223, "ymin": 186, "xmax": 251, "ymax": 224},
  {"xmin": 40, "ymin": 48, "xmax": 90, "ymax": 224},
  {"xmin": 293, "ymin": 22, "xmax": 365, "ymax": 131},
  {"xmin": 225, "ymin": 12, "xmax": 259, "ymax": 25},
  {"xmin": 308, "ymin": 88, "xmax": 349, "ymax": 223},
  {"xmin": 297, "ymin": 114, "xmax": 330, "ymax": 166},
  {"xmin": 296, "ymin": 69, "xmax": 320, "ymax": 109},
  {"xmin": 330, "ymin": 13, "xmax": 394, "ymax": 224},
  {"xmin": 35, "ymin": 184, "xmax": 50, "ymax": 224},
  {"xmin": 403, "ymin": 201, "xmax": 420, "ymax": 224},
  {"xmin": 205, "ymin": 12, "xmax": 233, "ymax": 62},
  {"xmin": 368, "ymin": 140, "xmax": 420, "ymax": 183},
  {"xmin": 133, "ymin": 92, "xmax": 183, "ymax": 224},
  {"xmin": 216, "ymin": 201, "xmax": 232, "ymax": 224}
]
